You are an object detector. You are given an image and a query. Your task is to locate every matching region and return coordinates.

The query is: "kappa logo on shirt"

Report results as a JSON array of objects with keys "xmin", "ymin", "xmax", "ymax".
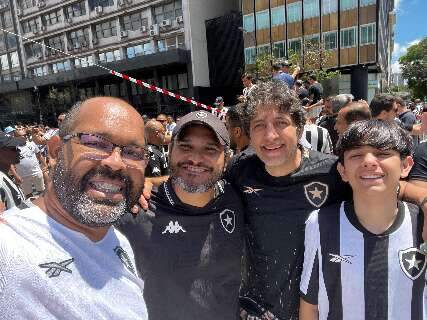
[
  {"xmin": 39, "ymin": 258, "xmax": 74, "ymax": 278},
  {"xmin": 220, "ymin": 209, "xmax": 236, "ymax": 234},
  {"xmin": 243, "ymin": 186, "xmax": 262, "ymax": 196},
  {"xmin": 152, "ymin": 167, "xmax": 161, "ymax": 174},
  {"xmin": 162, "ymin": 221, "xmax": 186, "ymax": 234},
  {"xmin": 399, "ymin": 247, "xmax": 427, "ymax": 280},
  {"xmin": 304, "ymin": 182, "xmax": 329, "ymax": 208}
]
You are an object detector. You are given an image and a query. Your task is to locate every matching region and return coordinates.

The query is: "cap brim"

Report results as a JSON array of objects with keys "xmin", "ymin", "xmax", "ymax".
[{"xmin": 174, "ymin": 120, "xmax": 227, "ymax": 146}]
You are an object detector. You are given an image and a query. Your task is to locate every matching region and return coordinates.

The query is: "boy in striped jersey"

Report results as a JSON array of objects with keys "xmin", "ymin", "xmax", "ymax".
[{"xmin": 300, "ymin": 120, "xmax": 426, "ymax": 320}]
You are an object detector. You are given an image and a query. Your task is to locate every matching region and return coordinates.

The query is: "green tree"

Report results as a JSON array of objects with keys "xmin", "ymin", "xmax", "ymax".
[{"xmin": 399, "ymin": 37, "xmax": 427, "ymax": 99}]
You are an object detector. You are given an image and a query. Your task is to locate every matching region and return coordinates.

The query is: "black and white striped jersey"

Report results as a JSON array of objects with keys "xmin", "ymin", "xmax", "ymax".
[
  {"xmin": 301, "ymin": 201, "xmax": 426, "ymax": 320},
  {"xmin": 301, "ymin": 124, "xmax": 333, "ymax": 154},
  {"xmin": 0, "ymin": 171, "xmax": 27, "ymax": 210}
]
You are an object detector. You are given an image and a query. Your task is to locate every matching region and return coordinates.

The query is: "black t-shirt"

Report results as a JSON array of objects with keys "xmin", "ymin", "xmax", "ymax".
[
  {"xmin": 308, "ymin": 83, "xmax": 323, "ymax": 104},
  {"xmin": 116, "ymin": 179, "xmax": 244, "ymax": 320},
  {"xmin": 398, "ymin": 110, "xmax": 417, "ymax": 132},
  {"xmin": 318, "ymin": 115, "xmax": 339, "ymax": 152},
  {"xmin": 145, "ymin": 144, "xmax": 169, "ymax": 177},
  {"xmin": 297, "ymin": 88, "xmax": 309, "ymax": 100},
  {"xmin": 225, "ymin": 150, "xmax": 351, "ymax": 319},
  {"xmin": 408, "ymin": 141, "xmax": 427, "ymax": 182}
]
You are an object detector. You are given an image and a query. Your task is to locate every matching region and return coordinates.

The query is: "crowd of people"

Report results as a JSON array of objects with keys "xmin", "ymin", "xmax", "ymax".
[{"xmin": 0, "ymin": 69, "xmax": 427, "ymax": 320}]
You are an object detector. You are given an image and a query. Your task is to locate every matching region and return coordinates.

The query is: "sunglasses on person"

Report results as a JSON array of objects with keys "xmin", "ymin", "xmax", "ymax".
[{"xmin": 63, "ymin": 132, "xmax": 148, "ymax": 168}]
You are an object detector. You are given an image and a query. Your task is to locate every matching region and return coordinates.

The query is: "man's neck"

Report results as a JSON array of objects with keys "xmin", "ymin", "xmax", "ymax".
[
  {"xmin": 237, "ymin": 138, "xmax": 250, "ymax": 154},
  {"xmin": 173, "ymin": 184, "xmax": 215, "ymax": 208},
  {"xmin": 265, "ymin": 148, "xmax": 302, "ymax": 177},
  {"xmin": 353, "ymin": 191, "xmax": 399, "ymax": 234},
  {"xmin": 34, "ymin": 184, "xmax": 109, "ymax": 242}
]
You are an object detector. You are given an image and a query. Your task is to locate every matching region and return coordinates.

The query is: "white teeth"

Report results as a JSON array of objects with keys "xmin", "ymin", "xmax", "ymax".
[
  {"xmin": 185, "ymin": 165, "xmax": 206, "ymax": 173},
  {"xmin": 361, "ymin": 175, "xmax": 383, "ymax": 179},
  {"xmin": 91, "ymin": 182, "xmax": 122, "ymax": 193},
  {"xmin": 264, "ymin": 146, "xmax": 281, "ymax": 150}
]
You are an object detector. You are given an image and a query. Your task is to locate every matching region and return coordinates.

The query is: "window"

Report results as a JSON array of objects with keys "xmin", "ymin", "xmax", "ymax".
[
  {"xmin": 95, "ymin": 19, "xmax": 117, "ymax": 39},
  {"xmin": 271, "ymin": 6, "xmax": 285, "ymax": 26},
  {"xmin": 360, "ymin": 0, "xmax": 375, "ymax": 6},
  {"xmin": 19, "ymin": 0, "xmax": 36, "ymax": 9},
  {"xmin": 154, "ymin": 0, "xmax": 182, "ymax": 23},
  {"xmin": 75, "ymin": 55, "xmax": 94, "ymax": 68},
  {"xmin": 177, "ymin": 34, "xmax": 185, "ymax": 48},
  {"xmin": 0, "ymin": 33, "xmax": 4, "ymax": 51},
  {"xmin": 127, "ymin": 43, "xmax": 146, "ymax": 58},
  {"xmin": 340, "ymin": 0, "xmax": 357, "ymax": 11},
  {"xmin": 31, "ymin": 65, "xmax": 48, "ymax": 77},
  {"xmin": 288, "ymin": 38, "xmax": 302, "ymax": 54},
  {"xmin": 0, "ymin": 53, "xmax": 8, "ymax": 70},
  {"xmin": 305, "ymin": 34, "xmax": 319, "ymax": 49},
  {"xmin": 323, "ymin": 31, "xmax": 337, "ymax": 50},
  {"xmin": 68, "ymin": 27, "xmax": 90, "ymax": 48},
  {"xmin": 178, "ymin": 73, "xmax": 188, "ymax": 89},
  {"xmin": 7, "ymin": 34, "xmax": 17, "ymax": 49},
  {"xmin": 273, "ymin": 41, "xmax": 286, "ymax": 58},
  {"xmin": 341, "ymin": 27, "xmax": 356, "ymax": 48},
  {"xmin": 257, "ymin": 44, "xmax": 270, "ymax": 56},
  {"xmin": 157, "ymin": 39, "xmax": 166, "ymax": 52},
  {"xmin": 22, "ymin": 18, "xmax": 40, "ymax": 34},
  {"xmin": 99, "ymin": 49, "xmax": 121, "ymax": 63},
  {"xmin": 25, "ymin": 43, "xmax": 43, "ymax": 57},
  {"xmin": 166, "ymin": 37, "xmax": 177, "ymax": 50},
  {"xmin": 3, "ymin": 11, "xmax": 12, "ymax": 28},
  {"xmin": 323, "ymin": 0, "xmax": 338, "ymax": 14},
  {"xmin": 10, "ymin": 51, "xmax": 19, "ymax": 68},
  {"xmin": 122, "ymin": 11, "xmax": 148, "ymax": 31},
  {"xmin": 360, "ymin": 23, "xmax": 375, "ymax": 45},
  {"xmin": 89, "ymin": 0, "xmax": 113, "ymax": 10},
  {"xmin": 244, "ymin": 47, "xmax": 256, "ymax": 64},
  {"xmin": 46, "ymin": 35, "xmax": 64, "ymax": 52},
  {"xmin": 52, "ymin": 60, "xmax": 71, "ymax": 73},
  {"xmin": 287, "ymin": 2, "xmax": 302, "ymax": 23},
  {"xmin": 42, "ymin": 10, "xmax": 62, "ymax": 26},
  {"xmin": 255, "ymin": 10, "xmax": 269, "ymax": 30},
  {"xmin": 243, "ymin": 14, "xmax": 255, "ymax": 32},
  {"xmin": 65, "ymin": 1, "xmax": 86, "ymax": 18},
  {"xmin": 304, "ymin": 0, "xmax": 319, "ymax": 19}
]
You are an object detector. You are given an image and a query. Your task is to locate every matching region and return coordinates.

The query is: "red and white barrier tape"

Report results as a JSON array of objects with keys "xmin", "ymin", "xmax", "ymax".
[{"xmin": 0, "ymin": 27, "xmax": 218, "ymax": 112}]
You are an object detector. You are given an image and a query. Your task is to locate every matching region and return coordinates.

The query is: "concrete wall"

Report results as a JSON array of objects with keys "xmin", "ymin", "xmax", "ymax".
[{"xmin": 184, "ymin": 0, "xmax": 239, "ymax": 87}]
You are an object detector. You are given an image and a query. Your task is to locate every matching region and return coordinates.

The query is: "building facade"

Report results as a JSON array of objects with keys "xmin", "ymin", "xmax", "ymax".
[
  {"xmin": 241, "ymin": 0, "xmax": 396, "ymax": 101},
  {"xmin": 0, "ymin": 0, "xmax": 238, "ymax": 125}
]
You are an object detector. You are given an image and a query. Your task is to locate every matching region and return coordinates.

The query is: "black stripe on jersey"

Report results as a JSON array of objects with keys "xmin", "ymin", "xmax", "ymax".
[
  {"xmin": 409, "ymin": 204, "xmax": 424, "ymax": 320},
  {"xmin": 318, "ymin": 203, "xmax": 343, "ymax": 319},
  {"xmin": 304, "ymin": 252, "xmax": 319, "ymax": 305},
  {"xmin": 306, "ymin": 130, "xmax": 312, "ymax": 145},
  {"xmin": 316, "ymin": 126, "xmax": 324, "ymax": 152},
  {"xmin": 364, "ymin": 235, "xmax": 389, "ymax": 320}
]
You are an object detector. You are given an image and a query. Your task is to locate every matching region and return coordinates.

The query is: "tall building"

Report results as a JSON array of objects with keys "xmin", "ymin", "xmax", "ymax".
[
  {"xmin": 241, "ymin": 0, "xmax": 396, "ymax": 101},
  {"xmin": 0, "ymin": 0, "xmax": 238, "ymax": 125}
]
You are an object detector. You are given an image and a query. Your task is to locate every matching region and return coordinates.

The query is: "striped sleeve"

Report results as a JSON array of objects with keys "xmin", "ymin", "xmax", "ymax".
[{"xmin": 300, "ymin": 210, "xmax": 321, "ymax": 305}]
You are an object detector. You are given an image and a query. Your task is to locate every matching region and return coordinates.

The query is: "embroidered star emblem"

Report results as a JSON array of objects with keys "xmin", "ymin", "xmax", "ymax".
[
  {"xmin": 224, "ymin": 214, "xmax": 233, "ymax": 226},
  {"xmin": 405, "ymin": 254, "xmax": 422, "ymax": 271},
  {"xmin": 309, "ymin": 187, "xmax": 323, "ymax": 199}
]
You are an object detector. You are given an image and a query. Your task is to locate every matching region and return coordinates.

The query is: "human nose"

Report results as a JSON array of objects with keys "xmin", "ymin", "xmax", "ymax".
[
  {"xmin": 361, "ymin": 153, "xmax": 378, "ymax": 168},
  {"xmin": 100, "ymin": 147, "xmax": 127, "ymax": 171},
  {"xmin": 264, "ymin": 122, "xmax": 279, "ymax": 140}
]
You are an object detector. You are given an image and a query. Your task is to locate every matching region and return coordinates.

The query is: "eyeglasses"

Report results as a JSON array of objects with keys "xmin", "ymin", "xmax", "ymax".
[{"xmin": 63, "ymin": 132, "xmax": 148, "ymax": 168}]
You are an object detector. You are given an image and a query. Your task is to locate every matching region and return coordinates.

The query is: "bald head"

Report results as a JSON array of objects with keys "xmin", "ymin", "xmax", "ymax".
[
  {"xmin": 60, "ymin": 97, "xmax": 144, "ymax": 140},
  {"xmin": 145, "ymin": 119, "xmax": 165, "ymax": 146}
]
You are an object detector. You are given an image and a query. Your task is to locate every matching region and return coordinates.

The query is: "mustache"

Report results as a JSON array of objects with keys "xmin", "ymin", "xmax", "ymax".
[
  {"xmin": 80, "ymin": 167, "xmax": 131, "ymax": 191},
  {"xmin": 176, "ymin": 160, "xmax": 213, "ymax": 171}
]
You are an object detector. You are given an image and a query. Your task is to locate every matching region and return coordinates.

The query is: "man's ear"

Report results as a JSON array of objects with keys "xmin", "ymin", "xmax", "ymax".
[
  {"xmin": 47, "ymin": 135, "xmax": 62, "ymax": 160},
  {"xmin": 337, "ymin": 161, "xmax": 349, "ymax": 182},
  {"xmin": 234, "ymin": 127, "xmax": 241, "ymax": 138},
  {"xmin": 400, "ymin": 156, "xmax": 414, "ymax": 179}
]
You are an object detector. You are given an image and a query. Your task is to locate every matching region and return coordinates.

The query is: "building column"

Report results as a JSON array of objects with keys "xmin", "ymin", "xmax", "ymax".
[{"xmin": 350, "ymin": 65, "xmax": 368, "ymax": 101}]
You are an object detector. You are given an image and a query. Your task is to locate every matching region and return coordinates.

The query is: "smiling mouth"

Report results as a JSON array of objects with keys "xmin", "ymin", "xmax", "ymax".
[
  {"xmin": 262, "ymin": 145, "xmax": 283, "ymax": 151},
  {"xmin": 182, "ymin": 164, "xmax": 210, "ymax": 174},
  {"xmin": 360, "ymin": 174, "xmax": 385, "ymax": 180},
  {"xmin": 88, "ymin": 181, "xmax": 124, "ymax": 194}
]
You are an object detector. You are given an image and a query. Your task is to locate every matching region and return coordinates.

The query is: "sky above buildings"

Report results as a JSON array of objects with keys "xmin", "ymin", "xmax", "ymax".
[{"xmin": 392, "ymin": 0, "xmax": 425, "ymax": 73}]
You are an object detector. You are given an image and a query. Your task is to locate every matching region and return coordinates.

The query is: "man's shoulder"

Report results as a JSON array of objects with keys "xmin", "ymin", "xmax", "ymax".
[{"xmin": 299, "ymin": 150, "xmax": 338, "ymax": 174}]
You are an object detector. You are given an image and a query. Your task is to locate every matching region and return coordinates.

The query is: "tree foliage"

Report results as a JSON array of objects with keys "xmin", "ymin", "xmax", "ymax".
[
  {"xmin": 399, "ymin": 37, "xmax": 427, "ymax": 99},
  {"xmin": 245, "ymin": 41, "xmax": 340, "ymax": 82}
]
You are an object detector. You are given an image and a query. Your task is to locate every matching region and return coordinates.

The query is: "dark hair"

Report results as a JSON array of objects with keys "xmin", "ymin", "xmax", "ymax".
[
  {"xmin": 242, "ymin": 73, "xmax": 254, "ymax": 81},
  {"xmin": 394, "ymin": 96, "xmax": 405, "ymax": 107},
  {"xmin": 336, "ymin": 120, "xmax": 413, "ymax": 163},
  {"xmin": 272, "ymin": 63, "xmax": 282, "ymax": 71},
  {"xmin": 308, "ymin": 74, "xmax": 317, "ymax": 81},
  {"xmin": 369, "ymin": 94, "xmax": 395, "ymax": 117},
  {"xmin": 59, "ymin": 101, "xmax": 83, "ymax": 137},
  {"xmin": 227, "ymin": 104, "xmax": 243, "ymax": 128},
  {"xmin": 242, "ymin": 80, "xmax": 305, "ymax": 136},
  {"xmin": 343, "ymin": 102, "xmax": 371, "ymax": 125}
]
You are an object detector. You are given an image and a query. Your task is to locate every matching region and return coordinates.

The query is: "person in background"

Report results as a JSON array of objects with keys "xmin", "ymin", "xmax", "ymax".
[
  {"xmin": 165, "ymin": 115, "xmax": 177, "ymax": 135},
  {"xmin": 238, "ymin": 73, "xmax": 257, "ymax": 102},
  {"xmin": 225, "ymin": 104, "xmax": 252, "ymax": 156},
  {"xmin": 212, "ymin": 96, "xmax": 228, "ymax": 121},
  {"xmin": 334, "ymin": 101, "xmax": 372, "ymax": 136},
  {"xmin": 144, "ymin": 120, "xmax": 169, "ymax": 178}
]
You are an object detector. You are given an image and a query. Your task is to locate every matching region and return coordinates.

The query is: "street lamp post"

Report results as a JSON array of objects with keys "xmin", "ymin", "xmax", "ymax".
[{"xmin": 33, "ymin": 85, "xmax": 42, "ymax": 124}]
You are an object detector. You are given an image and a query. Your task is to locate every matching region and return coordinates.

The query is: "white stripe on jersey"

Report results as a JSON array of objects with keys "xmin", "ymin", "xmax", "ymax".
[{"xmin": 340, "ymin": 202, "xmax": 365, "ymax": 319}]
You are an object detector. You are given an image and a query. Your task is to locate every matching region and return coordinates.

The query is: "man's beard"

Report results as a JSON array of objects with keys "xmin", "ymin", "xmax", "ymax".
[
  {"xmin": 170, "ymin": 160, "xmax": 223, "ymax": 193},
  {"xmin": 52, "ymin": 154, "xmax": 136, "ymax": 227}
]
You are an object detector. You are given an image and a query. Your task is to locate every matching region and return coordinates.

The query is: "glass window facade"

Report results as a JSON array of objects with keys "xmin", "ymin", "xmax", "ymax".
[
  {"xmin": 154, "ymin": 0, "xmax": 182, "ymax": 24},
  {"xmin": 287, "ymin": 2, "xmax": 302, "ymax": 23},
  {"xmin": 99, "ymin": 49, "xmax": 121, "ymax": 63},
  {"xmin": 65, "ymin": 1, "xmax": 86, "ymax": 18},
  {"xmin": 243, "ymin": 14, "xmax": 255, "ymax": 32},
  {"xmin": 95, "ymin": 19, "xmax": 117, "ymax": 39},
  {"xmin": 273, "ymin": 41, "xmax": 286, "ymax": 58},
  {"xmin": 360, "ymin": 0, "xmax": 375, "ymax": 6},
  {"xmin": 341, "ymin": 27, "xmax": 357, "ymax": 48},
  {"xmin": 323, "ymin": 31, "xmax": 338, "ymax": 50},
  {"xmin": 75, "ymin": 55, "xmax": 94, "ymax": 68},
  {"xmin": 360, "ymin": 23, "xmax": 376, "ymax": 45},
  {"xmin": 303, "ymin": 0, "xmax": 319, "ymax": 19},
  {"xmin": 288, "ymin": 38, "xmax": 302, "ymax": 54},
  {"xmin": 42, "ymin": 10, "xmax": 62, "ymax": 26},
  {"xmin": 340, "ymin": 0, "xmax": 357, "ymax": 11},
  {"xmin": 244, "ymin": 47, "xmax": 256, "ymax": 64},
  {"xmin": 271, "ymin": 6, "xmax": 285, "ymax": 26},
  {"xmin": 255, "ymin": 10, "xmax": 269, "ymax": 30},
  {"xmin": 322, "ymin": 0, "xmax": 338, "ymax": 14},
  {"xmin": 122, "ymin": 11, "xmax": 148, "ymax": 31}
]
